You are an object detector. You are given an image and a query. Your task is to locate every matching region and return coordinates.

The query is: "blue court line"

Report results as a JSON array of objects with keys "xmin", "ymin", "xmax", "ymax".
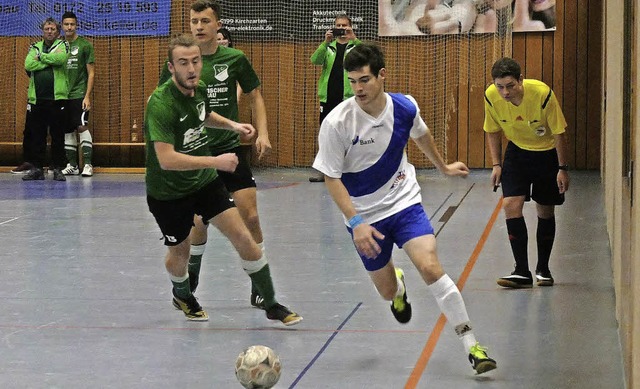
[{"xmin": 289, "ymin": 302, "xmax": 363, "ymax": 388}]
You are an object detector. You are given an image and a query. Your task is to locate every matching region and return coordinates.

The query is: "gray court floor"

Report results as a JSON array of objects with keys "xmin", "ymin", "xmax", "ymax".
[{"xmin": 0, "ymin": 169, "xmax": 624, "ymax": 388}]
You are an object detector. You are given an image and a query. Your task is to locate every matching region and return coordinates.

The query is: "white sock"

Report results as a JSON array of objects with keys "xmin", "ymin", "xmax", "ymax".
[
  {"xmin": 169, "ymin": 273, "xmax": 188, "ymax": 283},
  {"xmin": 190, "ymin": 243, "xmax": 206, "ymax": 257},
  {"xmin": 395, "ymin": 271, "xmax": 405, "ymax": 298},
  {"xmin": 241, "ymin": 256, "xmax": 267, "ymax": 275},
  {"xmin": 428, "ymin": 274, "xmax": 477, "ymax": 352}
]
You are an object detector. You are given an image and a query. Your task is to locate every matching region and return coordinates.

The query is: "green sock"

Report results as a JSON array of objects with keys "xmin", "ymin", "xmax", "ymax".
[
  {"xmin": 171, "ymin": 276, "xmax": 192, "ymax": 300},
  {"xmin": 66, "ymin": 146, "xmax": 78, "ymax": 166},
  {"xmin": 189, "ymin": 243, "xmax": 206, "ymax": 292},
  {"xmin": 81, "ymin": 144, "xmax": 92, "ymax": 165},
  {"xmin": 248, "ymin": 264, "xmax": 276, "ymax": 309}
]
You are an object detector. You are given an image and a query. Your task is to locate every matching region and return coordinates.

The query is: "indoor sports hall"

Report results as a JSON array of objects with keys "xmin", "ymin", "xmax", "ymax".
[{"xmin": 0, "ymin": 1, "xmax": 638, "ymax": 388}]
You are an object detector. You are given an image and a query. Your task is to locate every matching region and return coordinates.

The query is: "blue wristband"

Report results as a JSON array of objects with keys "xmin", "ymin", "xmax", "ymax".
[{"xmin": 348, "ymin": 214, "xmax": 364, "ymax": 229}]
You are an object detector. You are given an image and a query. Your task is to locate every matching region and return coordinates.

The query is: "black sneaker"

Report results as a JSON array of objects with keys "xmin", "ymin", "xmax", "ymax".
[
  {"xmin": 171, "ymin": 291, "xmax": 208, "ymax": 321},
  {"xmin": 497, "ymin": 270, "xmax": 533, "ymax": 288},
  {"xmin": 22, "ymin": 168, "xmax": 45, "ymax": 181},
  {"xmin": 250, "ymin": 291, "xmax": 266, "ymax": 310},
  {"xmin": 265, "ymin": 303, "xmax": 302, "ymax": 326},
  {"xmin": 468, "ymin": 342, "xmax": 497, "ymax": 374},
  {"xmin": 11, "ymin": 162, "xmax": 33, "ymax": 174},
  {"xmin": 52, "ymin": 168, "xmax": 66, "ymax": 181},
  {"xmin": 535, "ymin": 270, "xmax": 554, "ymax": 286},
  {"xmin": 391, "ymin": 268, "xmax": 412, "ymax": 323}
]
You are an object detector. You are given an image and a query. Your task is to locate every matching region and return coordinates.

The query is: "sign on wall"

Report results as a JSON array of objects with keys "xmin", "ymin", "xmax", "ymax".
[{"xmin": 0, "ymin": 0, "xmax": 170, "ymax": 36}]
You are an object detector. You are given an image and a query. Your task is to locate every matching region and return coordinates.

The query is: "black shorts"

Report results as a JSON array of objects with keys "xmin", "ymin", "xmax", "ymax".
[
  {"xmin": 213, "ymin": 146, "xmax": 256, "ymax": 193},
  {"xmin": 501, "ymin": 141, "xmax": 565, "ymax": 206},
  {"xmin": 65, "ymin": 98, "xmax": 89, "ymax": 133},
  {"xmin": 147, "ymin": 177, "xmax": 236, "ymax": 246}
]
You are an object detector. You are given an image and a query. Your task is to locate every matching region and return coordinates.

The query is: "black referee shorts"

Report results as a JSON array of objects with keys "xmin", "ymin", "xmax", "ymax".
[{"xmin": 501, "ymin": 141, "xmax": 565, "ymax": 206}]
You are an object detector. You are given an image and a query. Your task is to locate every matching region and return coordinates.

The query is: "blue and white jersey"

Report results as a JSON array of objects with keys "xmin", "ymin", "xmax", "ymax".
[{"xmin": 313, "ymin": 92, "xmax": 429, "ymax": 225}]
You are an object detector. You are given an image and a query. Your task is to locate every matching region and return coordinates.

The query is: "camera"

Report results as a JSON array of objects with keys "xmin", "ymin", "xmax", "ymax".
[{"xmin": 331, "ymin": 28, "xmax": 346, "ymax": 37}]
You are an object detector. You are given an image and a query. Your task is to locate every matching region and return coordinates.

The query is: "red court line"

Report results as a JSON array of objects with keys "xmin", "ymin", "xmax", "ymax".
[{"xmin": 404, "ymin": 197, "xmax": 503, "ymax": 389}]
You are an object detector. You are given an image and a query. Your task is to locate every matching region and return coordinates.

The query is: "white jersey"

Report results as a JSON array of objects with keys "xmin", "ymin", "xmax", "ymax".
[{"xmin": 313, "ymin": 92, "xmax": 429, "ymax": 225}]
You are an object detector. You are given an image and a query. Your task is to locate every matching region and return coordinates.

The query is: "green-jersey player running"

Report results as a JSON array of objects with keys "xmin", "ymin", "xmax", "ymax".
[
  {"xmin": 148, "ymin": 34, "xmax": 301, "ymax": 325},
  {"xmin": 159, "ymin": 0, "xmax": 279, "ymax": 313}
]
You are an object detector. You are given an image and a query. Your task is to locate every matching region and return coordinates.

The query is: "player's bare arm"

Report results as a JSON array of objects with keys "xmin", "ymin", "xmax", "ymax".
[
  {"xmin": 83, "ymin": 62, "xmax": 95, "ymax": 111},
  {"xmin": 247, "ymin": 88, "xmax": 272, "ymax": 159},
  {"xmin": 413, "ymin": 131, "xmax": 470, "ymax": 177},
  {"xmin": 486, "ymin": 131, "xmax": 503, "ymax": 187},
  {"xmin": 205, "ymin": 112, "xmax": 256, "ymax": 138},
  {"xmin": 154, "ymin": 141, "xmax": 238, "ymax": 172},
  {"xmin": 324, "ymin": 176, "xmax": 385, "ymax": 259},
  {"xmin": 554, "ymin": 132, "xmax": 570, "ymax": 193}
]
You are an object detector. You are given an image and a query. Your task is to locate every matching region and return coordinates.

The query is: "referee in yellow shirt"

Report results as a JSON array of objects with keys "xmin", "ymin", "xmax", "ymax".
[{"xmin": 484, "ymin": 57, "xmax": 570, "ymax": 289}]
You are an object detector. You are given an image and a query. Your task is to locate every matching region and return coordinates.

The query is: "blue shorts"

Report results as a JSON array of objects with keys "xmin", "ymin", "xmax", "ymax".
[{"xmin": 347, "ymin": 203, "xmax": 434, "ymax": 271}]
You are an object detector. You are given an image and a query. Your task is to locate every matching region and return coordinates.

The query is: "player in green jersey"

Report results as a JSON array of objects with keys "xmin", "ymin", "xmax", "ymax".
[
  {"xmin": 60, "ymin": 11, "xmax": 95, "ymax": 177},
  {"xmin": 159, "ymin": 0, "xmax": 277, "ymax": 312},
  {"xmin": 148, "ymin": 34, "xmax": 301, "ymax": 325}
]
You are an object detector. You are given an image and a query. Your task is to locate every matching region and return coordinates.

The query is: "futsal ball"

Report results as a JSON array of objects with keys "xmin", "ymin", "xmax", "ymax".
[{"xmin": 235, "ymin": 345, "xmax": 282, "ymax": 389}]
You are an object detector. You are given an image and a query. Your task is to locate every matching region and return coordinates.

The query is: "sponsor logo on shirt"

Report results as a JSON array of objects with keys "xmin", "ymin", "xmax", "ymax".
[
  {"xmin": 351, "ymin": 135, "xmax": 359, "ymax": 145},
  {"xmin": 359, "ymin": 137, "xmax": 375, "ymax": 145}
]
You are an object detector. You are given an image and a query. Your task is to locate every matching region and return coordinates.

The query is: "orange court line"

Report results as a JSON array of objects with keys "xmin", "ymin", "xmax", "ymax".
[{"xmin": 404, "ymin": 196, "xmax": 503, "ymax": 389}]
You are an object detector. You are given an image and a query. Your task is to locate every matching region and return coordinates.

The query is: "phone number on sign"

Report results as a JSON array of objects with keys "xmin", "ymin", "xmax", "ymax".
[{"xmin": 48, "ymin": 1, "xmax": 160, "ymax": 14}]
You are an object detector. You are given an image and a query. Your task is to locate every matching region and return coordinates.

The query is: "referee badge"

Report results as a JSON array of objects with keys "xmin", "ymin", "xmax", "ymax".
[{"xmin": 535, "ymin": 126, "xmax": 547, "ymax": 136}]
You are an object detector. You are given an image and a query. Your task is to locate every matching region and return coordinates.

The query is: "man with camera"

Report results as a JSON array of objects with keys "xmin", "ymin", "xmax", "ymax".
[{"xmin": 309, "ymin": 13, "xmax": 360, "ymax": 182}]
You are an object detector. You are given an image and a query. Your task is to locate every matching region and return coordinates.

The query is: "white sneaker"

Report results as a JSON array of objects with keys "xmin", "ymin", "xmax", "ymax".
[
  {"xmin": 61, "ymin": 163, "xmax": 79, "ymax": 175},
  {"xmin": 81, "ymin": 164, "xmax": 93, "ymax": 177}
]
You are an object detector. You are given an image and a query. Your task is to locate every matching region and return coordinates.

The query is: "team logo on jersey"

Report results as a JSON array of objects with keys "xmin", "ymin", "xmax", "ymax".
[
  {"xmin": 390, "ymin": 170, "xmax": 406, "ymax": 190},
  {"xmin": 213, "ymin": 64, "xmax": 229, "ymax": 82},
  {"xmin": 70, "ymin": 46, "xmax": 79, "ymax": 55},
  {"xmin": 535, "ymin": 126, "xmax": 547, "ymax": 136},
  {"xmin": 197, "ymin": 101, "xmax": 206, "ymax": 121}
]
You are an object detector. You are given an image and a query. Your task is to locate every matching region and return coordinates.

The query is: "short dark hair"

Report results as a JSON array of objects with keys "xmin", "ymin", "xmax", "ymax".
[
  {"xmin": 217, "ymin": 27, "xmax": 233, "ymax": 48},
  {"xmin": 40, "ymin": 17, "xmax": 59, "ymax": 32},
  {"xmin": 491, "ymin": 58, "xmax": 521, "ymax": 80},
  {"xmin": 344, "ymin": 43, "xmax": 385, "ymax": 77},
  {"xmin": 168, "ymin": 34, "xmax": 200, "ymax": 63},
  {"xmin": 335, "ymin": 13, "xmax": 352, "ymax": 26},
  {"xmin": 61, "ymin": 11, "xmax": 77, "ymax": 22},
  {"xmin": 191, "ymin": 0, "xmax": 222, "ymax": 20}
]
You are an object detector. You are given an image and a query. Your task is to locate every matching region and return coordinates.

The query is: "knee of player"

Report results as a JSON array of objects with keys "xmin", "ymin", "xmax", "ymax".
[{"xmin": 416, "ymin": 259, "xmax": 444, "ymax": 282}]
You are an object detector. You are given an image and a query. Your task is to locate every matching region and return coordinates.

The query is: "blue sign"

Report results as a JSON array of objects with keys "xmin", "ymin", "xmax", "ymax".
[{"xmin": 0, "ymin": 0, "xmax": 170, "ymax": 36}]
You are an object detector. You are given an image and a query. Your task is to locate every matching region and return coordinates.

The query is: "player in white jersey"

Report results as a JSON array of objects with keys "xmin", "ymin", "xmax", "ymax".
[{"xmin": 313, "ymin": 43, "xmax": 497, "ymax": 375}]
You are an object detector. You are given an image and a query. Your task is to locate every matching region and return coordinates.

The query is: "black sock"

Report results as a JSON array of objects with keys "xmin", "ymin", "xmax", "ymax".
[
  {"xmin": 506, "ymin": 217, "xmax": 529, "ymax": 274},
  {"xmin": 536, "ymin": 217, "xmax": 556, "ymax": 273}
]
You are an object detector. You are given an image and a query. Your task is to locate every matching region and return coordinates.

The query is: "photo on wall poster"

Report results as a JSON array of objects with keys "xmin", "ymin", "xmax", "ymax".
[{"xmin": 379, "ymin": 0, "xmax": 557, "ymax": 36}]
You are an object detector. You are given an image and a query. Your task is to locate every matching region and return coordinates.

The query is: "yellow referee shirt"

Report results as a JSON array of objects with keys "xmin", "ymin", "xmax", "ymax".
[{"xmin": 483, "ymin": 79, "xmax": 567, "ymax": 151}]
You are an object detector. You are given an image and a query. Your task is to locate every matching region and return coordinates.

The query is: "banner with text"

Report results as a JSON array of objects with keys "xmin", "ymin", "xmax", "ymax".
[
  {"xmin": 0, "ymin": 0, "xmax": 170, "ymax": 36},
  {"xmin": 219, "ymin": 0, "xmax": 376, "ymax": 42}
]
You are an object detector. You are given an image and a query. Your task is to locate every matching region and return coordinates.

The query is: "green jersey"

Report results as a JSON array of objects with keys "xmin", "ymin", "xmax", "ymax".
[
  {"xmin": 145, "ymin": 79, "xmax": 217, "ymax": 200},
  {"xmin": 65, "ymin": 36, "xmax": 95, "ymax": 99},
  {"xmin": 159, "ymin": 46, "xmax": 260, "ymax": 153}
]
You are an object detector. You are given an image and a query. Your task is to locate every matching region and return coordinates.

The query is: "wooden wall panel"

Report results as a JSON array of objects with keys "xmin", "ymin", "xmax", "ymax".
[{"xmin": 0, "ymin": 0, "xmax": 602, "ymax": 169}]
